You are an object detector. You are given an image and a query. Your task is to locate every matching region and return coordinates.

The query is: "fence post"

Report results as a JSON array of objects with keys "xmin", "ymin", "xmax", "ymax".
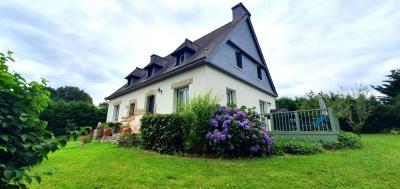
[
  {"xmin": 270, "ymin": 113, "xmax": 275, "ymax": 131},
  {"xmin": 327, "ymin": 108, "xmax": 339, "ymax": 133},
  {"xmin": 294, "ymin": 111, "xmax": 301, "ymax": 132}
]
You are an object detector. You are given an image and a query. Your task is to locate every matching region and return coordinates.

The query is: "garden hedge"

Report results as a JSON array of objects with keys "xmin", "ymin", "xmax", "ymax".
[{"xmin": 140, "ymin": 114, "xmax": 186, "ymax": 154}]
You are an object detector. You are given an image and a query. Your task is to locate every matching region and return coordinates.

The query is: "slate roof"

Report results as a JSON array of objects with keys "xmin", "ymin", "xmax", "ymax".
[{"xmin": 105, "ymin": 16, "xmax": 243, "ymax": 100}]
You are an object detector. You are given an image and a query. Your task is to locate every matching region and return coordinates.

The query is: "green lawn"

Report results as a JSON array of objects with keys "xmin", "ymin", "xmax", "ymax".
[{"xmin": 30, "ymin": 134, "xmax": 399, "ymax": 189}]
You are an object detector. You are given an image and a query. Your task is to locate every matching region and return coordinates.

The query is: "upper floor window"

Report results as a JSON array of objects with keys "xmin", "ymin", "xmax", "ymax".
[
  {"xmin": 176, "ymin": 54, "xmax": 185, "ymax": 66},
  {"xmin": 257, "ymin": 66, "xmax": 262, "ymax": 80},
  {"xmin": 235, "ymin": 51, "xmax": 242, "ymax": 69},
  {"xmin": 147, "ymin": 67, "xmax": 153, "ymax": 78},
  {"xmin": 113, "ymin": 104, "xmax": 120, "ymax": 121},
  {"xmin": 226, "ymin": 89, "xmax": 236, "ymax": 106}
]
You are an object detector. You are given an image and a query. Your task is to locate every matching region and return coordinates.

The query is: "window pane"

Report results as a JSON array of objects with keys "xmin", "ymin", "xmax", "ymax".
[
  {"xmin": 177, "ymin": 87, "xmax": 189, "ymax": 110},
  {"xmin": 129, "ymin": 103, "xmax": 135, "ymax": 116},
  {"xmin": 113, "ymin": 105, "xmax": 119, "ymax": 121},
  {"xmin": 235, "ymin": 52, "xmax": 242, "ymax": 68},
  {"xmin": 257, "ymin": 67, "xmax": 262, "ymax": 80},
  {"xmin": 259, "ymin": 101, "xmax": 266, "ymax": 114}
]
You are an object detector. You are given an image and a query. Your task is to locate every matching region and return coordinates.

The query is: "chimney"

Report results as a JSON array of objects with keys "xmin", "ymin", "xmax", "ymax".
[{"xmin": 231, "ymin": 2, "xmax": 251, "ymax": 21}]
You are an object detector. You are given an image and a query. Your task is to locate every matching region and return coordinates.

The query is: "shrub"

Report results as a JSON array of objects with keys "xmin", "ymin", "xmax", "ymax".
[
  {"xmin": 337, "ymin": 131, "xmax": 362, "ymax": 149},
  {"xmin": 178, "ymin": 92, "xmax": 219, "ymax": 153},
  {"xmin": 204, "ymin": 106, "xmax": 275, "ymax": 156},
  {"xmin": 140, "ymin": 114, "xmax": 185, "ymax": 154},
  {"xmin": 0, "ymin": 51, "xmax": 78, "ymax": 188},
  {"xmin": 107, "ymin": 122, "xmax": 122, "ymax": 133},
  {"xmin": 118, "ymin": 133, "xmax": 140, "ymax": 148},
  {"xmin": 322, "ymin": 131, "xmax": 362, "ymax": 150},
  {"xmin": 283, "ymin": 140, "xmax": 323, "ymax": 155},
  {"xmin": 271, "ymin": 138, "xmax": 323, "ymax": 155}
]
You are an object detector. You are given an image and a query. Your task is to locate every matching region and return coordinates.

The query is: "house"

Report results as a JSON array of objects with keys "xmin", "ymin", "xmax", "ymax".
[{"xmin": 105, "ymin": 3, "xmax": 278, "ymax": 123}]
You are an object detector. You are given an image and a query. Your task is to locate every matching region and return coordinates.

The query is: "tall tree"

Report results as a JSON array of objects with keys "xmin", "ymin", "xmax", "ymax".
[
  {"xmin": 372, "ymin": 69, "xmax": 400, "ymax": 103},
  {"xmin": 51, "ymin": 86, "xmax": 93, "ymax": 104}
]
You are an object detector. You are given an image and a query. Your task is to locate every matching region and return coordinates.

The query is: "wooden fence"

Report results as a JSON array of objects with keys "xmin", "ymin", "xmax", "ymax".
[{"xmin": 263, "ymin": 108, "xmax": 340, "ymax": 141}]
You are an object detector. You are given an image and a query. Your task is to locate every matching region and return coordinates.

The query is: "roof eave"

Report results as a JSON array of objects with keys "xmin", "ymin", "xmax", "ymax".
[{"xmin": 105, "ymin": 57, "xmax": 207, "ymax": 100}]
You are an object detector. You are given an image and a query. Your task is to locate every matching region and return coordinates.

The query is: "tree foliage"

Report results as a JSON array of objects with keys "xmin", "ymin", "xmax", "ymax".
[
  {"xmin": 372, "ymin": 69, "xmax": 400, "ymax": 103},
  {"xmin": 49, "ymin": 86, "xmax": 93, "ymax": 104},
  {"xmin": 0, "ymin": 51, "xmax": 77, "ymax": 188},
  {"xmin": 327, "ymin": 86, "xmax": 374, "ymax": 133},
  {"xmin": 41, "ymin": 100, "xmax": 106, "ymax": 136},
  {"xmin": 276, "ymin": 97, "xmax": 297, "ymax": 111}
]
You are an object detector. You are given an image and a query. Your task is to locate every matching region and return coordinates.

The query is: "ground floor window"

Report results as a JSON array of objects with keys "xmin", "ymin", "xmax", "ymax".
[
  {"xmin": 113, "ymin": 104, "xmax": 120, "ymax": 121},
  {"xmin": 226, "ymin": 89, "xmax": 236, "ymax": 106},
  {"xmin": 147, "ymin": 95, "xmax": 155, "ymax": 114},
  {"xmin": 129, "ymin": 103, "xmax": 135, "ymax": 117},
  {"xmin": 259, "ymin": 100, "xmax": 266, "ymax": 115},
  {"xmin": 177, "ymin": 86, "xmax": 189, "ymax": 109}
]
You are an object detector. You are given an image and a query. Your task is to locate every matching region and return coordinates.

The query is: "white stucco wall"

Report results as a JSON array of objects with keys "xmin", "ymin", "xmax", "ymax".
[
  {"xmin": 106, "ymin": 64, "xmax": 276, "ymax": 122},
  {"xmin": 202, "ymin": 65, "xmax": 276, "ymax": 113}
]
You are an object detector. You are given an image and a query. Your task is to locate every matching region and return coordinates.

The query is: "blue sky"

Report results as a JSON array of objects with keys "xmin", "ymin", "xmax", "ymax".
[{"xmin": 1, "ymin": 0, "xmax": 399, "ymax": 105}]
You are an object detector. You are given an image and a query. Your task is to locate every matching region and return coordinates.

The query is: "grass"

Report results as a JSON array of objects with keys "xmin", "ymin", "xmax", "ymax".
[{"xmin": 30, "ymin": 134, "xmax": 399, "ymax": 189}]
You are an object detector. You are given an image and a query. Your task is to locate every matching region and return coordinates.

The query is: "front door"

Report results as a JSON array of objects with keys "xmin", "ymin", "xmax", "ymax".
[{"xmin": 147, "ymin": 95, "xmax": 155, "ymax": 114}]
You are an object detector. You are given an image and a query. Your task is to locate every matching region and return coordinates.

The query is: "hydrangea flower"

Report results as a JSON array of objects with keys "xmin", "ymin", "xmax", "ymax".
[{"xmin": 205, "ymin": 105, "xmax": 275, "ymax": 156}]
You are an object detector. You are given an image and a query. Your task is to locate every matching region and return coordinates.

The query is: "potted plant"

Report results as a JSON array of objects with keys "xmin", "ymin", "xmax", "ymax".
[
  {"xmin": 108, "ymin": 122, "xmax": 122, "ymax": 134},
  {"xmin": 93, "ymin": 122, "xmax": 103, "ymax": 140},
  {"xmin": 120, "ymin": 123, "xmax": 132, "ymax": 137},
  {"xmin": 102, "ymin": 123, "xmax": 112, "ymax": 137}
]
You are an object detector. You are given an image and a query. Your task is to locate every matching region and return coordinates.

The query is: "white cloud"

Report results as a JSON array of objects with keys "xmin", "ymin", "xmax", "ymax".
[{"xmin": 0, "ymin": 0, "xmax": 399, "ymax": 104}]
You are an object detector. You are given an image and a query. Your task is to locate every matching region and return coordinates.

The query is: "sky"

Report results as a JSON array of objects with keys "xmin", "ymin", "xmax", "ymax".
[{"xmin": 1, "ymin": 0, "xmax": 399, "ymax": 105}]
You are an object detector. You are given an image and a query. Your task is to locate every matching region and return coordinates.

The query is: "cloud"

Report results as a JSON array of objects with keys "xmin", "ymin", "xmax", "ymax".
[{"xmin": 0, "ymin": 0, "xmax": 399, "ymax": 105}]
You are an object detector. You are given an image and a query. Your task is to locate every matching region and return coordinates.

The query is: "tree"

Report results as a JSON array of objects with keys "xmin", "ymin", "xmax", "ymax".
[
  {"xmin": 50, "ymin": 86, "xmax": 93, "ymax": 104},
  {"xmin": 328, "ymin": 85, "xmax": 374, "ymax": 133},
  {"xmin": 276, "ymin": 97, "xmax": 298, "ymax": 111},
  {"xmin": 0, "ymin": 51, "xmax": 77, "ymax": 188},
  {"xmin": 41, "ymin": 100, "xmax": 106, "ymax": 136},
  {"xmin": 372, "ymin": 69, "xmax": 400, "ymax": 103}
]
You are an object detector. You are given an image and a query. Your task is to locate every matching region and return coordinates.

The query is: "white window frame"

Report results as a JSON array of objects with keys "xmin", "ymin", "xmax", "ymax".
[
  {"xmin": 177, "ymin": 86, "xmax": 189, "ymax": 109},
  {"xmin": 226, "ymin": 89, "xmax": 236, "ymax": 105},
  {"xmin": 259, "ymin": 100, "xmax": 266, "ymax": 115},
  {"xmin": 113, "ymin": 104, "xmax": 120, "ymax": 121}
]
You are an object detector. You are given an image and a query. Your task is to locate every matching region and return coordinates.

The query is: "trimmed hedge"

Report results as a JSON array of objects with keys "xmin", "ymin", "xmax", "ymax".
[{"xmin": 140, "ymin": 114, "xmax": 186, "ymax": 154}]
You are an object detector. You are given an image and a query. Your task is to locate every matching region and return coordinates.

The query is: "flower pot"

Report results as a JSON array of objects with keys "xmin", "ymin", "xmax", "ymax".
[
  {"xmin": 103, "ymin": 128, "xmax": 113, "ymax": 136},
  {"xmin": 93, "ymin": 128, "xmax": 103, "ymax": 140},
  {"xmin": 121, "ymin": 127, "xmax": 132, "ymax": 136}
]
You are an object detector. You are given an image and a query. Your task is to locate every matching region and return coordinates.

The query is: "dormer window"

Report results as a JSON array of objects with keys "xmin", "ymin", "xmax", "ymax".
[
  {"xmin": 146, "ymin": 64, "xmax": 162, "ymax": 78},
  {"xmin": 176, "ymin": 54, "xmax": 185, "ymax": 66},
  {"xmin": 147, "ymin": 66, "xmax": 154, "ymax": 78}
]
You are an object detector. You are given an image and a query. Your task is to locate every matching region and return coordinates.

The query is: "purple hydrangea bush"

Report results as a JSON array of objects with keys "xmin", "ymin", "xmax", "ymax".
[{"xmin": 205, "ymin": 105, "xmax": 275, "ymax": 156}]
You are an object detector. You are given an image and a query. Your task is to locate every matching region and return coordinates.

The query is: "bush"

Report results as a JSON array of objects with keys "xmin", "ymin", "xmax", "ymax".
[
  {"xmin": 337, "ymin": 131, "xmax": 362, "ymax": 149},
  {"xmin": 107, "ymin": 122, "xmax": 122, "ymax": 133},
  {"xmin": 0, "ymin": 51, "xmax": 78, "ymax": 188},
  {"xmin": 118, "ymin": 133, "xmax": 140, "ymax": 148},
  {"xmin": 140, "ymin": 114, "xmax": 186, "ymax": 154},
  {"xmin": 178, "ymin": 92, "xmax": 219, "ymax": 153},
  {"xmin": 272, "ymin": 139, "xmax": 323, "ymax": 155},
  {"xmin": 204, "ymin": 106, "xmax": 275, "ymax": 156},
  {"xmin": 322, "ymin": 131, "xmax": 362, "ymax": 150}
]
